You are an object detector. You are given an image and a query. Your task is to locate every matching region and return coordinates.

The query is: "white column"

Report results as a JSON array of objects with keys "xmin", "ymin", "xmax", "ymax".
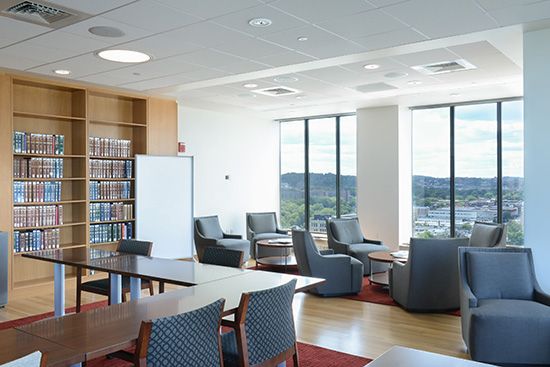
[
  {"xmin": 53, "ymin": 263, "xmax": 65, "ymax": 317},
  {"xmin": 110, "ymin": 274, "xmax": 123, "ymax": 304},
  {"xmin": 130, "ymin": 277, "xmax": 142, "ymax": 300}
]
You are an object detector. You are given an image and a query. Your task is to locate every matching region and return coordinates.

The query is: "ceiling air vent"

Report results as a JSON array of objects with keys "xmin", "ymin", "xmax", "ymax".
[
  {"xmin": 355, "ymin": 82, "xmax": 398, "ymax": 94},
  {"xmin": 411, "ymin": 59, "xmax": 476, "ymax": 75},
  {"xmin": 0, "ymin": 0, "xmax": 88, "ymax": 28},
  {"xmin": 252, "ymin": 86, "xmax": 300, "ymax": 97}
]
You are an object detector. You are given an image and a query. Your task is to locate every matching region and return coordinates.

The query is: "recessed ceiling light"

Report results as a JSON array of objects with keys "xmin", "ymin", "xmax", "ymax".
[
  {"xmin": 97, "ymin": 49, "xmax": 151, "ymax": 63},
  {"xmin": 384, "ymin": 71, "xmax": 408, "ymax": 79},
  {"xmin": 88, "ymin": 26, "xmax": 125, "ymax": 38},
  {"xmin": 243, "ymin": 83, "xmax": 258, "ymax": 88},
  {"xmin": 363, "ymin": 64, "xmax": 380, "ymax": 70},
  {"xmin": 273, "ymin": 75, "xmax": 298, "ymax": 83},
  {"xmin": 248, "ymin": 18, "xmax": 272, "ymax": 27},
  {"xmin": 297, "ymin": 36, "xmax": 308, "ymax": 41},
  {"xmin": 450, "ymin": 93, "xmax": 461, "ymax": 97},
  {"xmin": 295, "ymin": 95, "xmax": 304, "ymax": 99},
  {"xmin": 407, "ymin": 80, "xmax": 422, "ymax": 85},
  {"xmin": 53, "ymin": 69, "xmax": 71, "ymax": 75}
]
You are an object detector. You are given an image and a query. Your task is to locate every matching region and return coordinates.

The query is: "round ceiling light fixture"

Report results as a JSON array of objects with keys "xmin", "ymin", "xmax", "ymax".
[
  {"xmin": 53, "ymin": 69, "xmax": 71, "ymax": 75},
  {"xmin": 97, "ymin": 49, "xmax": 151, "ymax": 63},
  {"xmin": 248, "ymin": 18, "xmax": 272, "ymax": 27},
  {"xmin": 273, "ymin": 75, "xmax": 298, "ymax": 83},
  {"xmin": 243, "ymin": 83, "xmax": 258, "ymax": 88},
  {"xmin": 363, "ymin": 63, "xmax": 380, "ymax": 70},
  {"xmin": 384, "ymin": 71, "xmax": 408, "ymax": 79},
  {"xmin": 88, "ymin": 26, "xmax": 125, "ymax": 38},
  {"xmin": 407, "ymin": 80, "xmax": 422, "ymax": 85},
  {"xmin": 450, "ymin": 92, "xmax": 461, "ymax": 97},
  {"xmin": 297, "ymin": 36, "xmax": 308, "ymax": 41},
  {"xmin": 295, "ymin": 95, "xmax": 304, "ymax": 99}
]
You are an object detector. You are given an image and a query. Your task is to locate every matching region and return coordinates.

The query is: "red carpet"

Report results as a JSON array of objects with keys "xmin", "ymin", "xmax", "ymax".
[{"xmin": 0, "ymin": 301, "xmax": 371, "ymax": 366}]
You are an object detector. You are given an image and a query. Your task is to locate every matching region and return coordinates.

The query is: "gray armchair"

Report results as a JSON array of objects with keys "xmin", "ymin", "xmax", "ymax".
[
  {"xmin": 292, "ymin": 229, "xmax": 363, "ymax": 296},
  {"xmin": 194, "ymin": 216, "xmax": 250, "ymax": 262},
  {"xmin": 327, "ymin": 218, "xmax": 389, "ymax": 275},
  {"xmin": 389, "ymin": 237, "xmax": 468, "ymax": 312},
  {"xmin": 246, "ymin": 212, "xmax": 290, "ymax": 259},
  {"xmin": 459, "ymin": 247, "xmax": 550, "ymax": 365},
  {"xmin": 469, "ymin": 221, "xmax": 506, "ymax": 247}
]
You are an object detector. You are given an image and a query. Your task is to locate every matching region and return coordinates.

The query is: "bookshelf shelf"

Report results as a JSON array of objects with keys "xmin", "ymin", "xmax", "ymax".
[
  {"xmin": 90, "ymin": 241, "xmax": 119, "ymax": 247},
  {"xmin": 89, "ymin": 198, "xmax": 135, "ymax": 203},
  {"xmin": 14, "ymin": 177, "xmax": 86, "ymax": 181},
  {"xmin": 13, "ymin": 111, "xmax": 86, "ymax": 121},
  {"xmin": 91, "ymin": 178, "xmax": 134, "ymax": 181},
  {"xmin": 14, "ymin": 243, "xmax": 87, "ymax": 255},
  {"xmin": 90, "ymin": 219, "xmax": 135, "ymax": 225},
  {"xmin": 89, "ymin": 156, "xmax": 135, "ymax": 160},
  {"xmin": 13, "ymin": 153, "xmax": 86, "ymax": 159},
  {"xmin": 90, "ymin": 119, "xmax": 146, "ymax": 128},
  {"xmin": 14, "ymin": 200, "xmax": 86, "ymax": 206},
  {"xmin": 15, "ymin": 222, "xmax": 86, "ymax": 231}
]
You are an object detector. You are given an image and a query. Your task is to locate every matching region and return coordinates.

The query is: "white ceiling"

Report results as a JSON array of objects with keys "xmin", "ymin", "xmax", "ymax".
[{"xmin": 0, "ymin": 0, "xmax": 547, "ymax": 117}]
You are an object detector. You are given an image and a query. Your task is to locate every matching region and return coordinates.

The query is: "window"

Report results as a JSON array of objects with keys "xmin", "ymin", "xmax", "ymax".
[
  {"xmin": 279, "ymin": 114, "xmax": 357, "ymax": 233},
  {"xmin": 412, "ymin": 100, "xmax": 524, "ymax": 243}
]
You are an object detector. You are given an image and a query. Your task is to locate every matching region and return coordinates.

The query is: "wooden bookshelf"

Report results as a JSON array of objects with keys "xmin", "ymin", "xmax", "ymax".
[{"xmin": 0, "ymin": 72, "xmax": 177, "ymax": 292}]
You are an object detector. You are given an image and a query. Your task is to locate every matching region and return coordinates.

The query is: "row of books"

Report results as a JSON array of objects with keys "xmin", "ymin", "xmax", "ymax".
[
  {"xmin": 89, "ymin": 137, "xmax": 132, "ymax": 158},
  {"xmin": 13, "ymin": 205, "xmax": 64, "ymax": 228},
  {"xmin": 90, "ymin": 202, "xmax": 133, "ymax": 222},
  {"xmin": 13, "ymin": 131, "xmax": 65, "ymax": 155},
  {"xmin": 89, "ymin": 222, "xmax": 133, "ymax": 244},
  {"xmin": 13, "ymin": 181, "xmax": 62, "ymax": 203},
  {"xmin": 13, "ymin": 157, "xmax": 64, "ymax": 178},
  {"xmin": 13, "ymin": 228, "xmax": 60, "ymax": 253},
  {"xmin": 89, "ymin": 181, "xmax": 131, "ymax": 200},
  {"xmin": 89, "ymin": 159, "xmax": 132, "ymax": 179}
]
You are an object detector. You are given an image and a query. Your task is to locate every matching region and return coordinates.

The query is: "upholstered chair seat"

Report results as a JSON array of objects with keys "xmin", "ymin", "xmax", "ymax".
[{"xmin": 194, "ymin": 216, "xmax": 250, "ymax": 262}]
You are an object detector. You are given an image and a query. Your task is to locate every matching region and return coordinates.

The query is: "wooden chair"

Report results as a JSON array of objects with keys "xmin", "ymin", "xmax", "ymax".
[
  {"xmin": 114, "ymin": 299, "xmax": 226, "ymax": 367},
  {"xmin": 76, "ymin": 239, "xmax": 154, "ymax": 313},
  {"xmin": 201, "ymin": 247, "xmax": 244, "ymax": 268},
  {"xmin": 0, "ymin": 351, "xmax": 46, "ymax": 367},
  {"xmin": 221, "ymin": 280, "xmax": 299, "ymax": 367}
]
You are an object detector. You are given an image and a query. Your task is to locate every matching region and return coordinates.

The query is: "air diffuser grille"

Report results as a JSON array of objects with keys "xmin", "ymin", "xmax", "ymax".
[
  {"xmin": 0, "ymin": 0, "xmax": 87, "ymax": 28},
  {"xmin": 252, "ymin": 86, "xmax": 300, "ymax": 97},
  {"xmin": 411, "ymin": 59, "xmax": 476, "ymax": 75}
]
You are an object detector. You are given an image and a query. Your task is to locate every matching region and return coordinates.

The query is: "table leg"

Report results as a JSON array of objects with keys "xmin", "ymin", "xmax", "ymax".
[
  {"xmin": 110, "ymin": 274, "xmax": 122, "ymax": 304},
  {"xmin": 130, "ymin": 277, "xmax": 141, "ymax": 300},
  {"xmin": 54, "ymin": 263, "xmax": 65, "ymax": 317},
  {"xmin": 369, "ymin": 259, "xmax": 373, "ymax": 285}
]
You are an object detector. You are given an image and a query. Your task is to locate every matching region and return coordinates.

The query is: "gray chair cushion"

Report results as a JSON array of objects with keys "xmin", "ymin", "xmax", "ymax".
[
  {"xmin": 348, "ymin": 243, "xmax": 389, "ymax": 275},
  {"xmin": 197, "ymin": 217, "xmax": 224, "ymax": 239},
  {"xmin": 249, "ymin": 213, "xmax": 277, "ymax": 234},
  {"xmin": 330, "ymin": 220, "xmax": 364, "ymax": 244},
  {"xmin": 217, "ymin": 239, "xmax": 249, "ymax": 251},
  {"xmin": 467, "ymin": 252, "xmax": 534, "ymax": 300},
  {"xmin": 253, "ymin": 233, "xmax": 290, "ymax": 241},
  {"xmin": 469, "ymin": 223, "xmax": 502, "ymax": 247}
]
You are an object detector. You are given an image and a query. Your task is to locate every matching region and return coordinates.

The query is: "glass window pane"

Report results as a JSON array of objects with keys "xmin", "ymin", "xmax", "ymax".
[
  {"xmin": 412, "ymin": 108, "xmax": 451, "ymax": 238},
  {"xmin": 309, "ymin": 118, "xmax": 336, "ymax": 233},
  {"xmin": 454, "ymin": 104, "xmax": 498, "ymax": 237},
  {"xmin": 280, "ymin": 121, "xmax": 305, "ymax": 229},
  {"xmin": 340, "ymin": 116, "xmax": 357, "ymax": 217},
  {"xmin": 502, "ymin": 101, "xmax": 524, "ymax": 245}
]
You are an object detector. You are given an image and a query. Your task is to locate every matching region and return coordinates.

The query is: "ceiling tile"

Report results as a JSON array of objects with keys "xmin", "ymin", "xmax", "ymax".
[
  {"xmin": 475, "ymin": 0, "xmax": 544, "ymax": 11},
  {"xmin": 214, "ymin": 37, "xmax": 290, "ymax": 59},
  {"xmin": 317, "ymin": 9, "xmax": 406, "ymax": 39},
  {"xmin": 60, "ymin": 16, "xmax": 152, "ymax": 45},
  {"xmin": 23, "ymin": 30, "xmax": 111, "ymax": 54},
  {"xmin": 383, "ymin": 0, "xmax": 497, "ymax": 38},
  {"xmin": 154, "ymin": 0, "xmax": 261, "ymax": 19},
  {"xmin": 116, "ymin": 33, "xmax": 204, "ymax": 59},
  {"xmin": 0, "ymin": 49, "xmax": 44, "ymax": 70},
  {"xmin": 103, "ymin": 1, "xmax": 201, "ymax": 32},
  {"xmin": 2, "ymin": 42, "xmax": 77, "ymax": 64},
  {"xmin": 120, "ymin": 73, "xmax": 195, "ymax": 90},
  {"xmin": 172, "ymin": 49, "xmax": 246, "ymax": 68},
  {"xmin": 0, "ymin": 16, "xmax": 50, "ymax": 48},
  {"xmin": 300, "ymin": 66, "xmax": 362, "ymax": 85},
  {"xmin": 28, "ymin": 53, "xmax": 126, "ymax": 78},
  {"xmin": 352, "ymin": 27, "xmax": 428, "ymax": 51},
  {"xmin": 164, "ymin": 21, "xmax": 253, "ymax": 49},
  {"xmin": 179, "ymin": 68, "xmax": 230, "ymax": 81},
  {"xmin": 215, "ymin": 60, "xmax": 270, "ymax": 74},
  {"xmin": 212, "ymin": 4, "xmax": 308, "ymax": 36},
  {"xmin": 341, "ymin": 58, "xmax": 406, "ymax": 73},
  {"xmin": 78, "ymin": 73, "xmax": 133, "ymax": 87},
  {"xmin": 269, "ymin": 0, "xmax": 374, "ymax": 23},
  {"xmin": 45, "ymin": 0, "xmax": 137, "ymax": 15},
  {"xmin": 391, "ymin": 48, "xmax": 460, "ymax": 67},
  {"xmin": 367, "ymin": 0, "xmax": 411, "ymax": 8},
  {"xmin": 255, "ymin": 51, "xmax": 317, "ymax": 67},
  {"xmin": 487, "ymin": 0, "xmax": 550, "ymax": 25}
]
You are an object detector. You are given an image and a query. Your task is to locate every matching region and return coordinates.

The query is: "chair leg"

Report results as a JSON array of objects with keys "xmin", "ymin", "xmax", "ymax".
[
  {"xmin": 148, "ymin": 282, "xmax": 154, "ymax": 296},
  {"xmin": 292, "ymin": 343, "xmax": 300, "ymax": 367},
  {"xmin": 76, "ymin": 266, "xmax": 82, "ymax": 313},
  {"xmin": 122, "ymin": 291, "xmax": 127, "ymax": 303},
  {"xmin": 159, "ymin": 281, "xmax": 165, "ymax": 294}
]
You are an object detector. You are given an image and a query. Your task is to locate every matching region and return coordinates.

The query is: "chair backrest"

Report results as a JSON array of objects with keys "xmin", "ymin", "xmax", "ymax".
[
  {"xmin": 469, "ymin": 222, "xmax": 505, "ymax": 247},
  {"xmin": 246, "ymin": 212, "xmax": 278, "ymax": 234},
  {"xmin": 0, "ymin": 351, "xmax": 44, "ymax": 367},
  {"xmin": 201, "ymin": 247, "xmax": 243, "ymax": 268},
  {"xmin": 237, "ymin": 280, "xmax": 297, "ymax": 366},
  {"xmin": 459, "ymin": 247, "xmax": 537, "ymax": 301},
  {"xmin": 117, "ymin": 239, "xmax": 153, "ymax": 256},
  {"xmin": 291, "ymin": 229, "xmax": 321, "ymax": 277},
  {"xmin": 136, "ymin": 299, "xmax": 225, "ymax": 367},
  {"xmin": 195, "ymin": 216, "xmax": 224, "ymax": 240},
  {"xmin": 327, "ymin": 218, "xmax": 364, "ymax": 244}
]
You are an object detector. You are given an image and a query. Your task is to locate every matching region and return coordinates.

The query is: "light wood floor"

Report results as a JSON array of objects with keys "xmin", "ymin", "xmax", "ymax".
[{"xmin": 0, "ymin": 267, "xmax": 468, "ymax": 361}]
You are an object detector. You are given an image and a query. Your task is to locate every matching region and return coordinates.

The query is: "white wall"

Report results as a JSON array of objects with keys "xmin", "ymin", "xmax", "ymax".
[
  {"xmin": 178, "ymin": 105, "xmax": 279, "ymax": 237},
  {"xmin": 357, "ymin": 105, "xmax": 412, "ymax": 250},
  {"xmin": 523, "ymin": 28, "xmax": 550, "ymax": 291}
]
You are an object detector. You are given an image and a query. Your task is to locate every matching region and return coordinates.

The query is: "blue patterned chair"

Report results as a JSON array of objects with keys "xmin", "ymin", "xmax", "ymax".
[
  {"xmin": 76, "ymin": 239, "xmax": 154, "ymax": 312},
  {"xmin": 0, "ymin": 351, "xmax": 46, "ymax": 367},
  {"xmin": 246, "ymin": 212, "xmax": 290, "ymax": 259},
  {"xmin": 201, "ymin": 247, "xmax": 244, "ymax": 268},
  {"xmin": 459, "ymin": 247, "xmax": 550, "ymax": 365},
  {"xmin": 221, "ymin": 280, "xmax": 298, "ymax": 367},
  {"xmin": 131, "ymin": 299, "xmax": 226, "ymax": 367},
  {"xmin": 195, "ymin": 216, "xmax": 250, "ymax": 262}
]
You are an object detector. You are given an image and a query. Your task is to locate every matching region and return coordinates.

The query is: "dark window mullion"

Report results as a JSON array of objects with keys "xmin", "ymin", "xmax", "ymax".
[
  {"xmin": 304, "ymin": 119, "xmax": 310, "ymax": 230},
  {"xmin": 450, "ymin": 106, "xmax": 456, "ymax": 237},
  {"xmin": 336, "ymin": 116, "xmax": 341, "ymax": 218},
  {"xmin": 497, "ymin": 102, "xmax": 503, "ymax": 223}
]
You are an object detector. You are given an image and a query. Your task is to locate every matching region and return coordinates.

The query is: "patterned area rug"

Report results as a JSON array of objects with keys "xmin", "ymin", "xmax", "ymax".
[{"xmin": 0, "ymin": 301, "xmax": 372, "ymax": 366}]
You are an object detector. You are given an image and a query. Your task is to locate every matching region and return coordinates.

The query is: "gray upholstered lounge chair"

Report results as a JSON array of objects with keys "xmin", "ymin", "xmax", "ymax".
[
  {"xmin": 292, "ymin": 229, "xmax": 363, "ymax": 296},
  {"xmin": 468, "ymin": 221, "xmax": 506, "ymax": 247},
  {"xmin": 390, "ymin": 237, "xmax": 468, "ymax": 312},
  {"xmin": 459, "ymin": 247, "xmax": 550, "ymax": 365},
  {"xmin": 246, "ymin": 212, "xmax": 290, "ymax": 259},
  {"xmin": 326, "ymin": 217, "xmax": 389, "ymax": 275},
  {"xmin": 194, "ymin": 216, "xmax": 250, "ymax": 262}
]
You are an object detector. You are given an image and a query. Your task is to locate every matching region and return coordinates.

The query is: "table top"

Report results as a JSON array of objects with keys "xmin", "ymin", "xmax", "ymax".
[
  {"xmin": 0, "ymin": 328, "xmax": 84, "ymax": 367},
  {"xmin": 366, "ymin": 346, "xmax": 494, "ymax": 367},
  {"xmin": 367, "ymin": 251, "xmax": 407, "ymax": 263},
  {"xmin": 17, "ymin": 270, "xmax": 324, "ymax": 361},
  {"xmin": 256, "ymin": 239, "xmax": 293, "ymax": 248}
]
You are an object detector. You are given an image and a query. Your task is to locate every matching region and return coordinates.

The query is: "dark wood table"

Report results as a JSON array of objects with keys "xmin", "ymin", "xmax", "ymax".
[
  {"xmin": 256, "ymin": 239, "xmax": 297, "ymax": 271},
  {"xmin": 367, "ymin": 251, "xmax": 408, "ymax": 286}
]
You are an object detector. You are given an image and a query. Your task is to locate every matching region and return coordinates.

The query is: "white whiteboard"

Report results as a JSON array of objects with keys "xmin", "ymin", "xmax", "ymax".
[{"xmin": 135, "ymin": 155, "xmax": 194, "ymax": 259}]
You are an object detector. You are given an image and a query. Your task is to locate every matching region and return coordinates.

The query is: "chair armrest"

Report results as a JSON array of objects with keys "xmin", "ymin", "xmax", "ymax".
[
  {"xmin": 535, "ymin": 289, "xmax": 550, "ymax": 306},
  {"xmin": 363, "ymin": 238, "xmax": 382, "ymax": 245},
  {"xmin": 320, "ymin": 249, "xmax": 334, "ymax": 255},
  {"xmin": 310, "ymin": 254, "xmax": 351, "ymax": 276},
  {"xmin": 328, "ymin": 238, "xmax": 351, "ymax": 254},
  {"xmin": 461, "ymin": 282, "xmax": 478, "ymax": 308},
  {"xmin": 276, "ymin": 228, "xmax": 289, "ymax": 235},
  {"xmin": 223, "ymin": 233, "xmax": 242, "ymax": 239}
]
